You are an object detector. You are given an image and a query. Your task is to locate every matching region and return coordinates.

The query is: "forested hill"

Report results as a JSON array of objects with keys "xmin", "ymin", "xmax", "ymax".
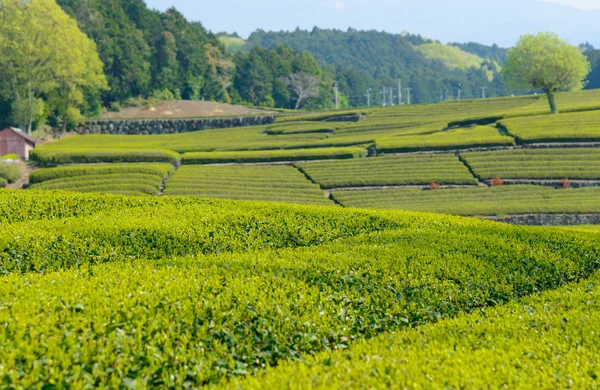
[
  {"xmin": 245, "ymin": 28, "xmax": 510, "ymax": 105},
  {"xmin": 56, "ymin": 0, "xmax": 231, "ymax": 106}
]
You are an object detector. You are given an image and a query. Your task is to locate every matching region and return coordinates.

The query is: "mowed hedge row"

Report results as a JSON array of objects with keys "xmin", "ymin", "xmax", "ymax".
[
  {"xmin": 1, "ymin": 191, "xmax": 600, "ymax": 386},
  {"xmin": 297, "ymin": 153, "xmax": 477, "ymax": 189},
  {"xmin": 182, "ymin": 146, "xmax": 366, "ymax": 164},
  {"xmin": 164, "ymin": 165, "xmax": 332, "ymax": 205},
  {"xmin": 332, "ymin": 185, "xmax": 600, "ymax": 216},
  {"xmin": 30, "ymin": 147, "xmax": 182, "ymax": 164},
  {"xmin": 462, "ymin": 148, "xmax": 600, "ymax": 180},
  {"xmin": 229, "ymin": 271, "xmax": 600, "ymax": 389}
]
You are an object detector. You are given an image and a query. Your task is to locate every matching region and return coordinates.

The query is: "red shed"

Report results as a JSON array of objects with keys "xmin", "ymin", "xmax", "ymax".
[{"xmin": 0, "ymin": 128, "xmax": 36, "ymax": 160}]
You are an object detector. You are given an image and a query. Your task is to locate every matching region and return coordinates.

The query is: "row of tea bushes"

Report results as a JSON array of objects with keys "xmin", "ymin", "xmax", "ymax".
[
  {"xmin": 164, "ymin": 165, "xmax": 333, "ymax": 205},
  {"xmin": 181, "ymin": 147, "xmax": 366, "ymax": 164},
  {"xmin": 332, "ymin": 185, "xmax": 600, "ymax": 216},
  {"xmin": 30, "ymin": 147, "xmax": 182, "ymax": 165},
  {"xmin": 228, "ymin": 270, "xmax": 600, "ymax": 389},
  {"xmin": 29, "ymin": 163, "xmax": 175, "ymax": 184}
]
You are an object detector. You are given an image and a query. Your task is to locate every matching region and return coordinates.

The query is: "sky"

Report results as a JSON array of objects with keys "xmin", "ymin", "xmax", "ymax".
[
  {"xmin": 144, "ymin": 0, "xmax": 600, "ymax": 47},
  {"xmin": 544, "ymin": 0, "xmax": 600, "ymax": 9}
]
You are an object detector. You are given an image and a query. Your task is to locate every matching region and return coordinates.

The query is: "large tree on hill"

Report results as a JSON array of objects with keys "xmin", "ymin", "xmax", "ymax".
[
  {"xmin": 502, "ymin": 33, "xmax": 590, "ymax": 114},
  {"xmin": 0, "ymin": 0, "xmax": 107, "ymax": 133}
]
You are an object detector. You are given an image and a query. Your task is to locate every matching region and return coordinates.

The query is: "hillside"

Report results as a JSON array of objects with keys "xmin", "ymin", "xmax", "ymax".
[
  {"xmin": 12, "ymin": 88, "xmax": 599, "ymax": 224},
  {"xmin": 1, "ymin": 190, "xmax": 599, "ymax": 387},
  {"xmin": 245, "ymin": 28, "xmax": 511, "ymax": 105}
]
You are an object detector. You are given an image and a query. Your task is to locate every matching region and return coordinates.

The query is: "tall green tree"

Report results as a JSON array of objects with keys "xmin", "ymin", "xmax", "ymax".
[
  {"xmin": 502, "ymin": 33, "xmax": 590, "ymax": 114},
  {"xmin": 0, "ymin": 0, "xmax": 107, "ymax": 133},
  {"xmin": 155, "ymin": 32, "xmax": 179, "ymax": 94}
]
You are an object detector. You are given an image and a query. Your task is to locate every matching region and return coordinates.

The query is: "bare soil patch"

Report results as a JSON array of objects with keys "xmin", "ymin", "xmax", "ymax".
[{"xmin": 102, "ymin": 101, "xmax": 274, "ymax": 119}]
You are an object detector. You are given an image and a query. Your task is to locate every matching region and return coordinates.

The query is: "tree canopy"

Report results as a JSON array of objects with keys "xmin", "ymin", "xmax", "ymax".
[
  {"xmin": 502, "ymin": 33, "xmax": 590, "ymax": 114},
  {"xmin": 245, "ymin": 28, "xmax": 511, "ymax": 105},
  {"xmin": 0, "ymin": 0, "xmax": 107, "ymax": 133}
]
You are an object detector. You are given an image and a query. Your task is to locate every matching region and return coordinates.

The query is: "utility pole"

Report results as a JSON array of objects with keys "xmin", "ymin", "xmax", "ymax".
[
  {"xmin": 333, "ymin": 82, "xmax": 339, "ymax": 109},
  {"xmin": 367, "ymin": 89, "xmax": 371, "ymax": 107},
  {"xmin": 389, "ymin": 87, "xmax": 394, "ymax": 106},
  {"xmin": 457, "ymin": 83, "xmax": 462, "ymax": 101},
  {"xmin": 382, "ymin": 87, "xmax": 386, "ymax": 107},
  {"xmin": 481, "ymin": 87, "xmax": 487, "ymax": 99},
  {"xmin": 406, "ymin": 87, "xmax": 412, "ymax": 105},
  {"xmin": 398, "ymin": 79, "xmax": 403, "ymax": 105}
]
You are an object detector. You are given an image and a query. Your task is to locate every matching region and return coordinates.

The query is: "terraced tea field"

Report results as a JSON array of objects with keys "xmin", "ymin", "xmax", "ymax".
[
  {"xmin": 10, "ymin": 89, "xmax": 600, "ymax": 221},
  {"xmin": 462, "ymin": 148, "xmax": 600, "ymax": 180},
  {"xmin": 4, "ymin": 90, "xmax": 600, "ymax": 388},
  {"xmin": 28, "ymin": 163, "xmax": 175, "ymax": 196},
  {"xmin": 376, "ymin": 125, "xmax": 514, "ymax": 153},
  {"xmin": 297, "ymin": 154, "xmax": 477, "ymax": 189},
  {"xmin": 501, "ymin": 109, "xmax": 600, "ymax": 143},
  {"xmin": 164, "ymin": 165, "xmax": 333, "ymax": 205}
]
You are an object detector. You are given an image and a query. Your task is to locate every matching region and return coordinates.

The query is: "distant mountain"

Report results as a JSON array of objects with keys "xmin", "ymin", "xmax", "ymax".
[
  {"xmin": 245, "ymin": 28, "xmax": 514, "ymax": 105},
  {"xmin": 145, "ymin": 0, "xmax": 600, "ymax": 47}
]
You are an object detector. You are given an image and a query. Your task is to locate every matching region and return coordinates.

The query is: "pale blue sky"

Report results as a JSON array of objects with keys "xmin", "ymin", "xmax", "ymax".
[{"xmin": 144, "ymin": 0, "xmax": 600, "ymax": 47}]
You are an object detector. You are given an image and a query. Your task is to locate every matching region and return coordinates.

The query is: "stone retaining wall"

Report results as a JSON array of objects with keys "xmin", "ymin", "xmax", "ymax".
[
  {"xmin": 486, "ymin": 214, "xmax": 600, "ymax": 226},
  {"xmin": 76, "ymin": 115, "xmax": 278, "ymax": 135},
  {"xmin": 483, "ymin": 180, "xmax": 600, "ymax": 189}
]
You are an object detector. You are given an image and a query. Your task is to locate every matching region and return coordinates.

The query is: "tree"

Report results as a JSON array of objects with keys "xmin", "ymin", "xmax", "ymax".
[
  {"xmin": 286, "ymin": 72, "xmax": 321, "ymax": 110},
  {"xmin": 0, "ymin": 0, "xmax": 107, "ymax": 133},
  {"xmin": 502, "ymin": 33, "xmax": 590, "ymax": 114},
  {"xmin": 155, "ymin": 32, "xmax": 179, "ymax": 93}
]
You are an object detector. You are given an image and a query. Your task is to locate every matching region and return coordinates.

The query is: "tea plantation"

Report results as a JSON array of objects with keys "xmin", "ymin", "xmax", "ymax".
[
  {"xmin": 19, "ymin": 89, "xmax": 600, "ymax": 219},
  {"xmin": 1, "ymin": 190, "xmax": 600, "ymax": 388},
  {"xmin": 3, "ymin": 90, "xmax": 600, "ymax": 387}
]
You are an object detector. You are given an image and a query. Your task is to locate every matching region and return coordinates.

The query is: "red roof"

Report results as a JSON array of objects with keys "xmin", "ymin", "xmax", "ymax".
[{"xmin": 0, "ymin": 127, "xmax": 36, "ymax": 145}]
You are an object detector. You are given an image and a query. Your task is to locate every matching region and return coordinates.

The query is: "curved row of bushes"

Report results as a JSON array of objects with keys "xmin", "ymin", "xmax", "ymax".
[{"xmin": 1, "ymin": 191, "xmax": 600, "ymax": 386}]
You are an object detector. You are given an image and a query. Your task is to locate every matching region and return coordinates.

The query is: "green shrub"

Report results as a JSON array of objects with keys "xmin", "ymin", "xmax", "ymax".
[
  {"xmin": 0, "ymin": 163, "xmax": 22, "ymax": 183},
  {"xmin": 0, "ymin": 154, "xmax": 19, "ymax": 160},
  {"xmin": 0, "ymin": 177, "xmax": 7, "ymax": 188}
]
